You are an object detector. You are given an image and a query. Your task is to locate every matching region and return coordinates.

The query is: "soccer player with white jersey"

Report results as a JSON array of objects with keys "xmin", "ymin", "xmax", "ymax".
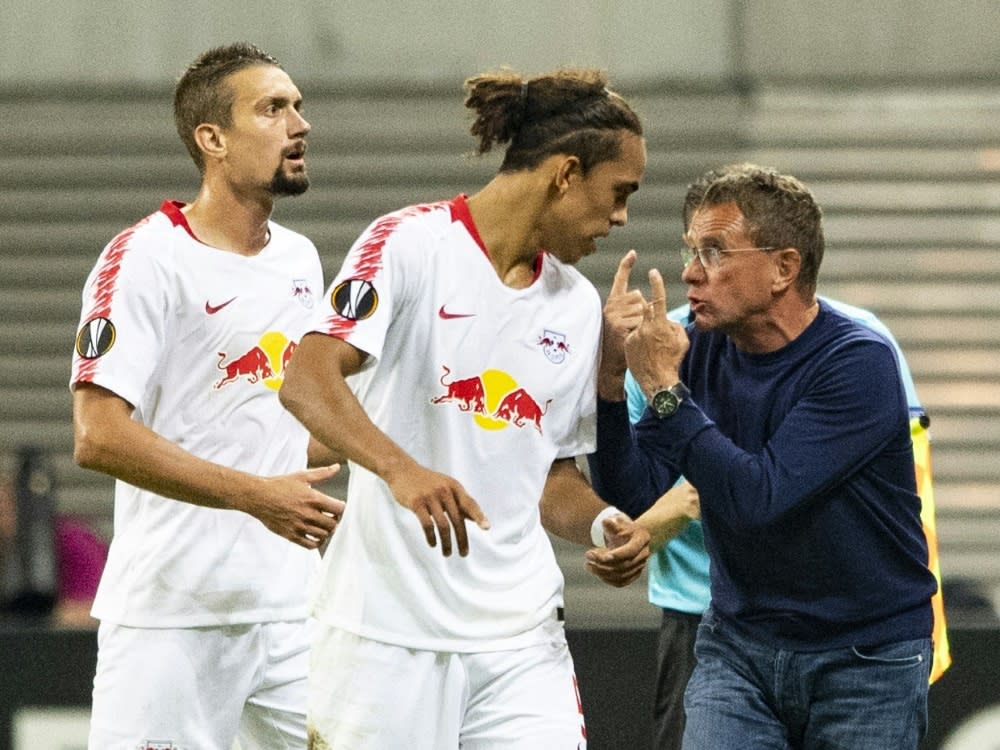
[
  {"xmin": 279, "ymin": 69, "xmax": 652, "ymax": 749},
  {"xmin": 71, "ymin": 43, "xmax": 343, "ymax": 750}
]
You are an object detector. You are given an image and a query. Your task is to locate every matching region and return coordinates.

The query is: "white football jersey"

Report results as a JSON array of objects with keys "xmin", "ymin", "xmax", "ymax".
[
  {"xmin": 310, "ymin": 195, "xmax": 601, "ymax": 651},
  {"xmin": 71, "ymin": 201, "xmax": 323, "ymax": 627}
]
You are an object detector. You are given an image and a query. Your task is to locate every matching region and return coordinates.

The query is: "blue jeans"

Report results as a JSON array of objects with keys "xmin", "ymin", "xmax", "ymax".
[{"xmin": 682, "ymin": 609, "xmax": 931, "ymax": 750}]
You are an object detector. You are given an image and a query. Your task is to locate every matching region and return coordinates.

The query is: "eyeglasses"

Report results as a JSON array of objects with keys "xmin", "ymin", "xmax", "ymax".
[{"xmin": 680, "ymin": 245, "xmax": 779, "ymax": 270}]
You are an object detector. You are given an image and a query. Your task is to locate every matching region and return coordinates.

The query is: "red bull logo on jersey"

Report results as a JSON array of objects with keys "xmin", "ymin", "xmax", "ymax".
[
  {"xmin": 292, "ymin": 278, "xmax": 314, "ymax": 309},
  {"xmin": 537, "ymin": 329, "xmax": 570, "ymax": 364},
  {"xmin": 215, "ymin": 331, "xmax": 297, "ymax": 391},
  {"xmin": 430, "ymin": 366, "xmax": 486, "ymax": 413},
  {"xmin": 431, "ymin": 366, "xmax": 550, "ymax": 434}
]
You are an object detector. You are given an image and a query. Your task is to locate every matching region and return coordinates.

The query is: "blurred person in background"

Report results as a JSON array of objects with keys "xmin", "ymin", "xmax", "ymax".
[{"xmin": 0, "ymin": 450, "xmax": 107, "ymax": 628}]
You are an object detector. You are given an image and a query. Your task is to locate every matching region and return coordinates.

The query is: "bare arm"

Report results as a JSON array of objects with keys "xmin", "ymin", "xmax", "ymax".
[
  {"xmin": 540, "ymin": 458, "xmax": 650, "ymax": 587},
  {"xmin": 72, "ymin": 382, "xmax": 344, "ymax": 550},
  {"xmin": 539, "ymin": 458, "xmax": 611, "ymax": 546},
  {"xmin": 279, "ymin": 332, "xmax": 489, "ymax": 557},
  {"xmin": 636, "ymin": 480, "xmax": 699, "ymax": 552},
  {"xmin": 307, "ymin": 435, "xmax": 343, "ymax": 468}
]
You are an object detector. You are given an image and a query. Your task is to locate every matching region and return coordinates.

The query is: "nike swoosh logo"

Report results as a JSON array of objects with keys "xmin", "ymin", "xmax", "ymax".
[
  {"xmin": 205, "ymin": 297, "xmax": 237, "ymax": 315},
  {"xmin": 438, "ymin": 305, "xmax": 475, "ymax": 320}
]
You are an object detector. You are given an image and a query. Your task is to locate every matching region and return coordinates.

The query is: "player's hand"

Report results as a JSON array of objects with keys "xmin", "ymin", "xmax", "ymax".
[
  {"xmin": 584, "ymin": 513, "xmax": 651, "ymax": 587},
  {"xmin": 251, "ymin": 464, "xmax": 346, "ymax": 550},
  {"xmin": 599, "ymin": 250, "xmax": 648, "ymax": 398},
  {"xmin": 386, "ymin": 464, "xmax": 490, "ymax": 557},
  {"xmin": 624, "ymin": 268, "xmax": 689, "ymax": 397}
]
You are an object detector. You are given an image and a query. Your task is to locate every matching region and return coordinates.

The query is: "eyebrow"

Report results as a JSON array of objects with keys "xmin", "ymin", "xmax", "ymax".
[
  {"xmin": 259, "ymin": 94, "xmax": 302, "ymax": 110},
  {"xmin": 684, "ymin": 231, "xmax": 724, "ymax": 248}
]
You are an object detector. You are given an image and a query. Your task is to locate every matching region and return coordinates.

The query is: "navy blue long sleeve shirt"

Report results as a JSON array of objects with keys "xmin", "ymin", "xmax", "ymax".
[{"xmin": 589, "ymin": 301, "xmax": 936, "ymax": 650}]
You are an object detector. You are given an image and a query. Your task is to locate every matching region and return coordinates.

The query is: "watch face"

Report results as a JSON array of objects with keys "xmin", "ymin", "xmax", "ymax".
[{"xmin": 652, "ymin": 389, "xmax": 680, "ymax": 418}]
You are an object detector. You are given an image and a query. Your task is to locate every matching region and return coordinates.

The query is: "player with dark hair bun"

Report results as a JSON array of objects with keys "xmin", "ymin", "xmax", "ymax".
[
  {"xmin": 465, "ymin": 67, "xmax": 643, "ymax": 174},
  {"xmin": 280, "ymin": 67, "xmax": 650, "ymax": 749}
]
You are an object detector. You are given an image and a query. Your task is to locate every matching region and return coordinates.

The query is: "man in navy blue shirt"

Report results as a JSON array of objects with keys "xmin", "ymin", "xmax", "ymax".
[{"xmin": 588, "ymin": 164, "xmax": 937, "ymax": 749}]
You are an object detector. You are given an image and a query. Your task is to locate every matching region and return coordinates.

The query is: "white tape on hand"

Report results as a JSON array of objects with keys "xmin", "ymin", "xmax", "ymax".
[{"xmin": 590, "ymin": 505, "xmax": 622, "ymax": 548}]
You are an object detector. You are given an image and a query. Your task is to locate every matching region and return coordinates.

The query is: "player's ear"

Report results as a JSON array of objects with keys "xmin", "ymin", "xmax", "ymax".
[
  {"xmin": 553, "ymin": 154, "xmax": 583, "ymax": 195},
  {"xmin": 194, "ymin": 123, "xmax": 226, "ymax": 162}
]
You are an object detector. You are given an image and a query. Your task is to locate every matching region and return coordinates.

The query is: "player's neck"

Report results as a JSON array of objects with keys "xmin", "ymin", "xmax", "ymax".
[
  {"xmin": 183, "ymin": 181, "xmax": 274, "ymax": 256},
  {"xmin": 467, "ymin": 176, "xmax": 545, "ymax": 288}
]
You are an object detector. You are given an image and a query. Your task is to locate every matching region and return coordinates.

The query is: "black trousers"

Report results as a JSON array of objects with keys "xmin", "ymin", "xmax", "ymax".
[{"xmin": 652, "ymin": 608, "xmax": 702, "ymax": 750}]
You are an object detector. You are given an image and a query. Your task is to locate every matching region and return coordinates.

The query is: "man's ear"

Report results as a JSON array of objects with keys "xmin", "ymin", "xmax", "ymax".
[
  {"xmin": 553, "ymin": 154, "xmax": 583, "ymax": 196},
  {"xmin": 193, "ymin": 123, "xmax": 226, "ymax": 162},
  {"xmin": 772, "ymin": 247, "xmax": 801, "ymax": 293}
]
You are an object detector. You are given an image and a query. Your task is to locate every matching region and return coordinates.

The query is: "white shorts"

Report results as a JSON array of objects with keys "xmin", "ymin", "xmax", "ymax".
[
  {"xmin": 308, "ymin": 620, "xmax": 587, "ymax": 750},
  {"xmin": 88, "ymin": 619, "xmax": 312, "ymax": 750}
]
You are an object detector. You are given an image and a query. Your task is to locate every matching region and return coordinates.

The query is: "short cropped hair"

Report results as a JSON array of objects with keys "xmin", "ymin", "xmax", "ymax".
[
  {"xmin": 173, "ymin": 42, "xmax": 281, "ymax": 172},
  {"xmin": 689, "ymin": 163, "xmax": 825, "ymax": 294}
]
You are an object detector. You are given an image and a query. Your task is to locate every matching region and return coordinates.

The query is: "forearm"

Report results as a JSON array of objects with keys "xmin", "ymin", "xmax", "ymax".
[
  {"xmin": 638, "ymin": 342, "xmax": 907, "ymax": 530},
  {"xmin": 307, "ymin": 436, "xmax": 343, "ymax": 468},
  {"xmin": 597, "ymin": 367, "xmax": 627, "ymax": 402},
  {"xmin": 73, "ymin": 385, "xmax": 262, "ymax": 512},
  {"xmin": 587, "ymin": 397, "xmax": 672, "ymax": 517},
  {"xmin": 279, "ymin": 334, "xmax": 417, "ymax": 485},
  {"xmin": 289, "ymin": 384, "xmax": 413, "ymax": 483},
  {"xmin": 539, "ymin": 458, "xmax": 610, "ymax": 547},
  {"xmin": 637, "ymin": 485, "xmax": 696, "ymax": 552}
]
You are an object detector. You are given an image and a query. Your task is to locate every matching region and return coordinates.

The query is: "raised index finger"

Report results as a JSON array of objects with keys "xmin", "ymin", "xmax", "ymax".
[
  {"xmin": 609, "ymin": 249, "xmax": 637, "ymax": 297},
  {"xmin": 647, "ymin": 268, "xmax": 668, "ymax": 320}
]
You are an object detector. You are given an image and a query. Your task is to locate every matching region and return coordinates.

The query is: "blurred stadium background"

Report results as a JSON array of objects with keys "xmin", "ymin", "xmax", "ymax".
[{"xmin": 2, "ymin": 2, "xmax": 999, "ymax": 748}]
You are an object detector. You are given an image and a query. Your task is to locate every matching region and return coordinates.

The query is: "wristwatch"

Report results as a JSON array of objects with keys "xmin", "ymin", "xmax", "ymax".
[{"xmin": 650, "ymin": 382, "xmax": 690, "ymax": 418}]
